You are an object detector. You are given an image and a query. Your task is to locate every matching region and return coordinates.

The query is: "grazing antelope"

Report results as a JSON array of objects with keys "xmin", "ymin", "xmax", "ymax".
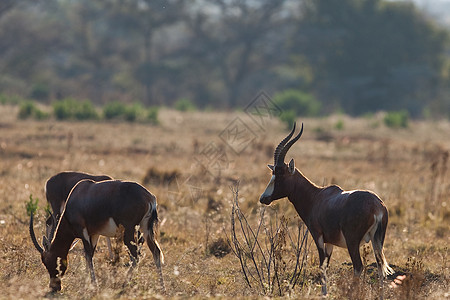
[
  {"xmin": 44, "ymin": 172, "xmax": 112, "ymax": 246},
  {"xmin": 30, "ymin": 179, "xmax": 164, "ymax": 292},
  {"xmin": 260, "ymin": 123, "xmax": 393, "ymax": 296}
]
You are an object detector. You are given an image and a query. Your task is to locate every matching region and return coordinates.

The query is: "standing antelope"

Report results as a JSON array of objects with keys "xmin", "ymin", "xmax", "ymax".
[
  {"xmin": 260, "ymin": 123, "xmax": 393, "ymax": 296},
  {"xmin": 44, "ymin": 172, "xmax": 112, "ymax": 250},
  {"xmin": 30, "ymin": 179, "xmax": 164, "ymax": 292}
]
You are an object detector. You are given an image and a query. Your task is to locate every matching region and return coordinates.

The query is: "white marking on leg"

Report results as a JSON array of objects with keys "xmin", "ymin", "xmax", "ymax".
[
  {"xmin": 139, "ymin": 206, "xmax": 152, "ymax": 235},
  {"xmin": 361, "ymin": 214, "xmax": 380, "ymax": 246},
  {"xmin": 325, "ymin": 243, "xmax": 334, "ymax": 257},
  {"xmin": 154, "ymin": 240, "xmax": 164, "ymax": 264},
  {"xmin": 333, "ymin": 230, "xmax": 347, "ymax": 248},
  {"xmin": 317, "ymin": 236, "xmax": 328, "ymax": 295},
  {"xmin": 98, "ymin": 218, "xmax": 119, "ymax": 237},
  {"xmin": 91, "ymin": 234, "xmax": 99, "ymax": 249},
  {"xmin": 83, "ymin": 228, "xmax": 90, "ymax": 245}
]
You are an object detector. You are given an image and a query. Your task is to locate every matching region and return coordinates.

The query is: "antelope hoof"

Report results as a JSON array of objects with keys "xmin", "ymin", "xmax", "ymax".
[{"xmin": 321, "ymin": 285, "xmax": 328, "ymax": 297}]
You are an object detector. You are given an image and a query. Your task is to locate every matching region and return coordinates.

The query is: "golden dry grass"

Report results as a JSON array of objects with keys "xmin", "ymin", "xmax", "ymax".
[{"xmin": 0, "ymin": 105, "xmax": 448, "ymax": 299}]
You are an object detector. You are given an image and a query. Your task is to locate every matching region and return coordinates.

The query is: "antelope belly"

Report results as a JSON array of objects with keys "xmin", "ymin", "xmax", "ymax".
[
  {"xmin": 335, "ymin": 231, "xmax": 347, "ymax": 248},
  {"xmin": 98, "ymin": 218, "xmax": 119, "ymax": 237}
]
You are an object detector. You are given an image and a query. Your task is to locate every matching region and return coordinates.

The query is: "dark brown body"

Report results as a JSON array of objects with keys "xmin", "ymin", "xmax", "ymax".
[
  {"xmin": 30, "ymin": 179, "xmax": 164, "ymax": 292},
  {"xmin": 46, "ymin": 171, "xmax": 112, "ymax": 216},
  {"xmin": 259, "ymin": 123, "xmax": 393, "ymax": 296}
]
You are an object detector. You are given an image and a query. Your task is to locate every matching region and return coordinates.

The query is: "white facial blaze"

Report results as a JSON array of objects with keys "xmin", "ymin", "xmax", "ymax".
[
  {"xmin": 56, "ymin": 257, "xmax": 63, "ymax": 276},
  {"xmin": 262, "ymin": 175, "xmax": 276, "ymax": 198}
]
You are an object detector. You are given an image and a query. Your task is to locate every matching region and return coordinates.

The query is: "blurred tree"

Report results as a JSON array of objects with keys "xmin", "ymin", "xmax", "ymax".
[
  {"xmin": 188, "ymin": 0, "xmax": 288, "ymax": 108},
  {"xmin": 0, "ymin": 0, "xmax": 18, "ymax": 18},
  {"xmin": 105, "ymin": 0, "xmax": 185, "ymax": 105},
  {"xmin": 0, "ymin": 0, "xmax": 448, "ymax": 116},
  {"xmin": 0, "ymin": 0, "xmax": 64, "ymax": 97},
  {"xmin": 56, "ymin": 0, "xmax": 115, "ymax": 102},
  {"xmin": 294, "ymin": 0, "xmax": 449, "ymax": 116}
]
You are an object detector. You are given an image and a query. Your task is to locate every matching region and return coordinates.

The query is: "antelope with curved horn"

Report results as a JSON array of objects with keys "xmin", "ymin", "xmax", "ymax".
[
  {"xmin": 44, "ymin": 172, "xmax": 113, "ymax": 255},
  {"xmin": 260, "ymin": 123, "xmax": 393, "ymax": 296},
  {"xmin": 30, "ymin": 179, "xmax": 164, "ymax": 292}
]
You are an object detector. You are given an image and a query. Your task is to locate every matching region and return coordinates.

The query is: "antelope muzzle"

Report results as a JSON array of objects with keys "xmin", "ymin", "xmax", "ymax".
[{"xmin": 49, "ymin": 277, "xmax": 62, "ymax": 292}]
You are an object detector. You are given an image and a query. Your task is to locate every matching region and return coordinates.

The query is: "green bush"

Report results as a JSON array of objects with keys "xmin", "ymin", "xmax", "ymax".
[
  {"xmin": 103, "ymin": 101, "xmax": 127, "ymax": 120},
  {"xmin": 18, "ymin": 101, "xmax": 37, "ymax": 119},
  {"xmin": 273, "ymin": 89, "xmax": 321, "ymax": 117},
  {"xmin": 335, "ymin": 119, "xmax": 345, "ymax": 130},
  {"xmin": 34, "ymin": 109, "xmax": 50, "ymax": 120},
  {"xmin": 53, "ymin": 98, "xmax": 98, "ymax": 120},
  {"xmin": 25, "ymin": 194, "xmax": 39, "ymax": 217},
  {"xmin": 146, "ymin": 106, "xmax": 159, "ymax": 125},
  {"xmin": 279, "ymin": 110, "xmax": 296, "ymax": 128},
  {"xmin": 53, "ymin": 98, "xmax": 76, "ymax": 120},
  {"xmin": 124, "ymin": 103, "xmax": 145, "ymax": 122},
  {"xmin": 384, "ymin": 110, "xmax": 409, "ymax": 128},
  {"xmin": 75, "ymin": 100, "xmax": 98, "ymax": 120},
  {"xmin": 18, "ymin": 101, "xmax": 49, "ymax": 120},
  {"xmin": 103, "ymin": 101, "xmax": 155, "ymax": 123},
  {"xmin": 174, "ymin": 98, "xmax": 196, "ymax": 112}
]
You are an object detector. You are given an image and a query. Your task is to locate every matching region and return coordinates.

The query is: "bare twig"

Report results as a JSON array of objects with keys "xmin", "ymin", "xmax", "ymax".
[{"xmin": 228, "ymin": 181, "xmax": 310, "ymax": 296}]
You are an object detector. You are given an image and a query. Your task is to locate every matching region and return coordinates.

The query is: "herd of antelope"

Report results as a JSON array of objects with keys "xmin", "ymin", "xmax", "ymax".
[{"xmin": 29, "ymin": 122, "xmax": 393, "ymax": 297}]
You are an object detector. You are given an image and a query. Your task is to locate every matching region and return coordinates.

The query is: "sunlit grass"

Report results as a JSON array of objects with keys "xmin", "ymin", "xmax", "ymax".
[{"xmin": 0, "ymin": 107, "xmax": 448, "ymax": 298}]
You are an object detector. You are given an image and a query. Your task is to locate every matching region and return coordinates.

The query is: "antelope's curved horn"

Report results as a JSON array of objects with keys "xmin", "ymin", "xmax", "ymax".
[
  {"xmin": 29, "ymin": 212, "xmax": 44, "ymax": 254},
  {"xmin": 276, "ymin": 123, "xmax": 304, "ymax": 165},
  {"xmin": 274, "ymin": 122, "xmax": 296, "ymax": 165}
]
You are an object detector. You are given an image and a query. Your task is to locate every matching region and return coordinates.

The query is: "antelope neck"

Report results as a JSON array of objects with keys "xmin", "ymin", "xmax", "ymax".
[
  {"xmin": 50, "ymin": 217, "xmax": 75, "ymax": 257},
  {"xmin": 287, "ymin": 170, "xmax": 321, "ymax": 222}
]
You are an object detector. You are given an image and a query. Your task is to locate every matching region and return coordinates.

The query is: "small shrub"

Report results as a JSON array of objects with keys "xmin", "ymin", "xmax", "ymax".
[
  {"xmin": 25, "ymin": 194, "xmax": 39, "ymax": 217},
  {"xmin": 18, "ymin": 101, "xmax": 37, "ymax": 119},
  {"xmin": 33, "ymin": 108, "xmax": 50, "ymax": 120},
  {"xmin": 273, "ymin": 89, "xmax": 321, "ymax": 117},
  {"xmin": 74, "ymin": 100, "xmax": 98, "ymax": 120},
  {"xmin": 53, "ymin": 98, "xmax": 76, "ymax": 120},
  {"xmin": 124, "ymin": 103, "xmax": 144, "ymax": 122},
  {"xmin": 335, "ymin": 119, "xmax": 345, "ymax": 130},
  {"xmin": 174, "ymin": 98, "xmax": 196, "ymax": 112},
  {"xmin": 53, "ymin": 98, "xmax": 98, "ymax": 120},
  {"xmin": 103, "ymin": 101, "xmax": 127, "ymax": 120},
  {"xmin": 384, "ymin": 110, "xmax": 409, "ymax": 128},
  {"xmin": 146, "ymin": 106, "xmax": 159, "ymax": 125},
  {"xmin": 279, "ymin": 110, "xmax": 296, "ymax": 128},
  {"xmin": 18, "ymin": 101, "xmax": 49, "ymax": 120}
]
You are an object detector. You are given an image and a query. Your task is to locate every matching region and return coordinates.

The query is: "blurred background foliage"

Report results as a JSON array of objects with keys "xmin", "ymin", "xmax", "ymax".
[{"xmin": 0, "ymin": 0, "xmax": 449, "ymax": 118}]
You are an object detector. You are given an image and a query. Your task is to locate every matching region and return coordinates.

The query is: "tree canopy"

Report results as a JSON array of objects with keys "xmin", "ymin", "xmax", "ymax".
[{"xmin": 0, "ymin": 0, "xmax": 448, "ymax": 117}]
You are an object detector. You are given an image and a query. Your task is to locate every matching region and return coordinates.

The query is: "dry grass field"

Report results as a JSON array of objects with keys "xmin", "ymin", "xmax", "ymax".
[{"xmin": 0, "ymin": 104, "xmax": 448, "ymax": 299}]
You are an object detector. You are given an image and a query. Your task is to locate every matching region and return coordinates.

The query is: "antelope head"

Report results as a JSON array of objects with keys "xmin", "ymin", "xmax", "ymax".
[
  {"xmin": 29, "ymin": 212, "xmax": 67, "ymax": 292},
  {"xmin": 260, "ymin": 122, "xmax": 303, "ymax": 204}
]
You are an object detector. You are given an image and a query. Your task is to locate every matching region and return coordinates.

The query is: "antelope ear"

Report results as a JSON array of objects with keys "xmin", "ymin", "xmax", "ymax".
[
  {"xmin": 267, "ymin": 164, "xmax": 274, "ymax": 171},
  {"xmin": 288, "ymin": 159, "xmax": 295, "ymax": 174}
]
